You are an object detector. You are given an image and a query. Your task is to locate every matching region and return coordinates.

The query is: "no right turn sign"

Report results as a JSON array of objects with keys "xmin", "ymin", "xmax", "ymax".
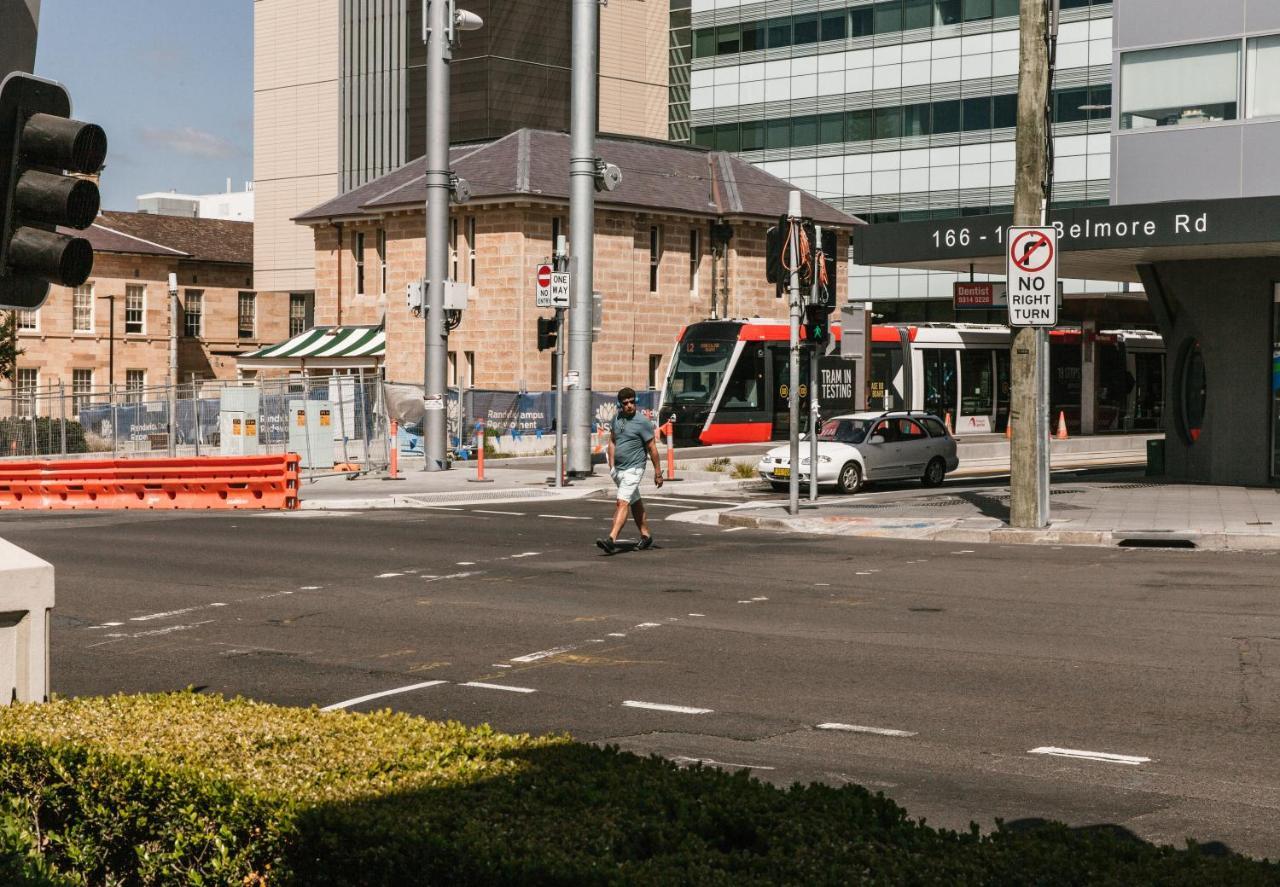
[{"xmin": 1006, "ymin": 226, "xmax": 1058, "ymax": 327}]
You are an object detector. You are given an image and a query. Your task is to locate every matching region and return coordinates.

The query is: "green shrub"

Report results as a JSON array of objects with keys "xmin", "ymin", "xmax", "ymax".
[
  {"xmin": 0, "ymin": 418, "xmax": 87, "ymax": 456},
  {"xmin": 705, "ymin": 456, "xmax": 732, "ymax": 473},
  {"xmin": 730, "ymin": 460, "xmax": 757, "ymax": 479},
  {"xmin": 0, "ymin": 694, "xmax": 1275, "ymax": 885}
]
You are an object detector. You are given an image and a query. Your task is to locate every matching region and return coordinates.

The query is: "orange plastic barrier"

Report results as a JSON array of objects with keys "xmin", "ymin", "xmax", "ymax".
[{"xmin": 0, "ymin": 454, "xmax": 301, "ymax": 511}]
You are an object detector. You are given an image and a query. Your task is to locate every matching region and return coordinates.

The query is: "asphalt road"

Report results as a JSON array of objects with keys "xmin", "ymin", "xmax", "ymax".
[{"xmin": 4, "ymin": 493, "xmax": 1279, "ymax": 859}]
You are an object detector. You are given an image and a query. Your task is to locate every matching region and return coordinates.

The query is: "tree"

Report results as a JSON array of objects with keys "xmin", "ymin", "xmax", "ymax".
[{"xmin": 0, "ymin": 311, "xmax": 22, "ymax": 382}]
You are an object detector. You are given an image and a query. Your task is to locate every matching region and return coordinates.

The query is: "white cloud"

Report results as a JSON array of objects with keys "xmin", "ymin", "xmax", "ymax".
[{"xmin": 139, "ymin": 126, "xmax": 239, "ymax": 159}]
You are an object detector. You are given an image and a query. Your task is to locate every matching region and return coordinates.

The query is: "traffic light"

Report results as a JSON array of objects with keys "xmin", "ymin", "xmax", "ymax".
[
  {"xmin": 0, "ymin": 73, "xmax": 107, "ymax": 311},
  {"xmin": 803, "ymin": 304, "xmax": 831, "ymax": 348},
  {"xmin": 537, "ymin": 315, "xmax": 558, "ymax": 351}
]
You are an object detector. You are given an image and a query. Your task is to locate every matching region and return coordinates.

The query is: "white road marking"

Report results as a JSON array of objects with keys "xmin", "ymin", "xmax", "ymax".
[
  {"xmin": 456, "ymin": 561, "xmax": 476, "ymax": 566},
  {"xmin": 130, "ymin": 603, "xmax": 226, "ymax": 622},
  {"xmin": 815, "ymin": 583, "xmax": 831, "ymax": 587},
  {"xmin": 510, "ymin": 551, "xmax": 542, "ymax": 558},
  {"xmin": 635, "ymin": 622, "xmax": 662, "ymax": 629},
  {"xmin": 491, "ymin": 663, "xmax": 512, "ymax": 668},
  {"xmin": 855, "ymin": 572, "xmax": 873, "ymax": 575},
  {"xmin": 1029, "ymin": 746, "xmax": 1151, "ymax": 765},
  {"xmin": 752, "ymin": 596, "xmax": 767, "ymax": 601},
  {"xmin": 420, "ymin": 506, "xmax": 465, "ymax": 511},
  {"xmin": 538, "ymin": 514, "xmax": 592, "ymax": 520},
  {"xmin": 300, "ymin": 585, "xmax": 322, "ymax": 590},
  {"xmin": 474, "ymin": 510, "xmax": 525, "ymax": 516},
  {"xmin": 623, "ymin": 700, "xmax": 713, "ymax": 715},
  {"xmin": 93, "ymin": 622, "xmax": 124, "ymax": 628},
  {"xmin": 645, "ymin": 502, "xmax": 697, "ymax": 510},
  {"xmin": 422, "ymin": 571, "xmax": 482, "ymax": 582},
  {"xmin": 952, "ymin": 550, "xmax": 975, "ymax": 555},
  {"xmin": 103, "ymin": 620, "xmax": 217, "ymax": 641},
  {"xmin": 817, "ymin": 723, "xmax": 918, "ymax": 738},
  {"xmin": 722, "ymin": 527, "xmax": 749, "ymax": 532},
  {"xmin": 461, "ymin": 682, "xmax": 537, "ymax": 694},
  {"xmin": 321, "ymin": 680, "xmax": 448, "ymax": 711},
  {"xmin": 607, "ymin": 632, "xmax": 627, "ymax": 637},
  {"xmin": 511, "ymin": 643, "xmax": 583, "ymax": 663},
  {"xmin": 671, "ymin": 755, "xmax": 775, "ymax": 771},
  {"xmin": 688, "ymin": 613, "xmax": 705, "ymax": 617},
  {"xmin": 376, "ymin": 572, "xmax": 403, "ymax": 578}
]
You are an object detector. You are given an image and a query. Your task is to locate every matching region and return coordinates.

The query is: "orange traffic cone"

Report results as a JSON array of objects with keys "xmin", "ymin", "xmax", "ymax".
[
  {"xmin": 1005, "ymin": 421, "xmax": 1012, "ymax": 440},
  {"xmin": 1055, "ymin": 411, "xmax": 1069, "ymax": 440},
  {"xmin": 944, "ymin": 411, "xmax": 954, "ymax": 435}
]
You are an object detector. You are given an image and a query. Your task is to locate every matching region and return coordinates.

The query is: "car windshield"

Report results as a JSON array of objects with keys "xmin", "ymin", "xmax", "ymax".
[
  {"xmin": 817, "ymin": 418, "xmax": 871, "ymax": 444},
  {"xmin": 667, "ymin": 339, "xmax": 734, "ymax": 403}
]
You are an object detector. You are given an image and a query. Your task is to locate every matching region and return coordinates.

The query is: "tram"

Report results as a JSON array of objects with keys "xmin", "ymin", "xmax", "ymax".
[{"xmin": 658, "ymin": 318, "xmax": 1164, "ymax": 446}]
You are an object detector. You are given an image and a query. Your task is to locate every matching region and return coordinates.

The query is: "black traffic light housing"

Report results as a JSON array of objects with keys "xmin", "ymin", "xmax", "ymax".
[
  {"xmin": 803, "ymin": 304, "xmax": 832, "ymax": 348},
  {"xmin": 0, "ymin": 73, "xmax": 107, "ymax": 311},
  {"xmin": 537, "ymin": 315, "xmax": 558, "ymax": 351},
  {"xmin": 766, "ymin": 217, "xmax": 838, "ymax": 303}
]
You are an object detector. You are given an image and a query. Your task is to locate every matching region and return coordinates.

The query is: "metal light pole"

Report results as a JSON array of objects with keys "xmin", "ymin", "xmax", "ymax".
[
  {"xmin": 787, "ymin": 191, "xmax": 802, "ymax": 516},
  {"xmin": 167, "ymin": 272, "xmax": 177, "ymax": 457},
  {"xmin": 567, "ymin": 0, "xmax": 598, "ymax": 478},
  {"xmin": 1009, "ymin": 0, "xmax": 1055, "ymax": 528},
  {"xmin": 0, "ymin": 0, "xmax": 39, "ymax": 76},
  {"xmin": 421, "ymin": 0, "xmax": 482, "ymax": 472}
]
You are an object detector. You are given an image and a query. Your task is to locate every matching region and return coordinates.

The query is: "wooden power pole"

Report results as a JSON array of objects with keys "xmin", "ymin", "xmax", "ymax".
[{"xmin": 1009, "ymin": 0, "xmax": 1053, "ymax": 528}]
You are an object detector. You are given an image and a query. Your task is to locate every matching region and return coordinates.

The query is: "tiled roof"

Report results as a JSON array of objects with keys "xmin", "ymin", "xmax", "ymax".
[
  {"xmin": 296, "ymin": 130, "xmax": 861, "ymax": 228},
  {"xmin": 78, "ymin": 211, "xmax": 253, "ymax": 264}
]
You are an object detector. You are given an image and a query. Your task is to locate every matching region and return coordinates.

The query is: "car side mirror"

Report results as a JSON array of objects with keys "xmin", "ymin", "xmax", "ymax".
[{"xmin": 870, "ymin": 432, "xmax": 886, "ymax": 443}]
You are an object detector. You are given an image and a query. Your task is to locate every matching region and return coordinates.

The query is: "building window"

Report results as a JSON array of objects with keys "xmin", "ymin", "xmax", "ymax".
[
  {"xmin": 464, "ymin": 351, "xmax": 475, "ymax": 388},
  {"xmin": 447, "ymin": 351, "xmax": 458, "ymax": 387},
  {"xmin": 689, "ymin": 228, "xmax": 700, "ymax": 298},
  {"xmin": 552, "ymin": 216, "xmax": 563, "ymax": 255},
  {"xmin": 467, "ymin": 216, "xmax": 476, "ymax": 285},
  {"xmin": 238, "ymin": 292, "xmax": 256, "ymax": 339},
  {"xmin": 125, "ymin": 369, "xmax": 145, "ymax": 404},
  {"xmin": 1247, "ymin": 35, "xmax": 1280, "ymax": 119},
  {"xmin": 1120, "ymin": 40, "xmax": 1240, "ymax": 129},
  {"xmin": 648, "ymin": 355, "xmax": 662, "ymax": 389},
  {"xmin": 377, "ymin": 228, "xmax": 387, "ymax": 295},
  {"xmin": 289, "ymin": 293, "xmax": 312, "ymax": 336},
  {"xmin": 15, "ymin": 368, "xmax": 38, "ymax": 401},
  {"xmin": 355, "ymin": 231, "xmax": 366, "ymax": 295},
  {"xmin": 649, "ymin": 225, "xmax": 662, "ymax": 293},
  {"xmin": 184, "ymin": 290, "xmax": 203, "ymax": 337},
  {"xmin": 16, "ymin": 309, "xmax": 37, "ymax": 331},
  {"xmin": 72, "ymin": 368, "xmax": 93, "ymax": 413},
  {"xmin": 73, "ymin": 284, "xmax": 93, "ymax": 332},
  {"xmin": 124, "ymin": 284, "xmax": 145, "ymax": 335},
  {"xmin": 450, "ymin": 217, "xmax": 459, "ymax": 281}
]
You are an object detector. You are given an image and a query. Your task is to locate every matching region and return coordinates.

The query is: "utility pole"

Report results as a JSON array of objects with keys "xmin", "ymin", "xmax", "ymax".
[
  {"xmin": 168, "ymin": 272, "xmax": 177, "ymax": 457},
  {"xmin": 809, "ymin": 224, "xmax": 823, "ymax": 503},
  {"xmin": 421, "ymin": 0, "xmax": 481, "ymax": 471},
  {"xmin": 554, "ymin": 233, "xmax": 568, "ymax": 488},
  {"xmin": 1009, "ymin": 0, "xmax": 1055, "ymax": 528},
  {"xmin": 567, "ymin": 0, "xmax": 597, "ymax": 478},
  {"xmin": 0, "ymin": 0, "xmax": 39, "ymax": 76},
  {"xmin": 787, "ymin": 191, "xmax": 801, "ymax": 516}
]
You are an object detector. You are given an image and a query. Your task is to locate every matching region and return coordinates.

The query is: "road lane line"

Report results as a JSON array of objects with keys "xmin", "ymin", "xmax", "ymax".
[
  {"xmin": 321, "ymin": 680, "xmax": 448, "ymax": 711},
  {"xmin": 101, "ymin": 620, "xmax": 218, "ymax": 641},
  {"xmin": 538, "ymin": 514, "xmax": 592, "ymax": 520},
  {"xmin": 474, "ymin": 510, "xmax": 525, "ymax": 516},
  {"xmin": 421, "ymin": 571, "xmax": 483, "ymax": 582},
  {"xmin": 645, "ymin": 502, "xmax": 698, "ymax": 509},
  {"xmin": 817, "ymin": 723, "xmax": 918, "ymax": 738},
  {"xmin": 511, "ymin": 643, "xmax": 584, "ymax": 663},
  {"xmin": 376, "ymin": 572, "xmax": 403, "ymax": 578},
  {"xmin": 623, "ymin": 700, "xmax": 713, "ymax": 714},
  {"xmin": 461, "ymin": 682, "xmax": 537, "ymax": 694},
  {"xmin": 722, "ymin": 526, "xmax": 748, "ymax": 532},
  {"xmin": 671, "ymin": 755, "xmax": 776, "ymax": 771},
  {"xmin": 509, "ymin": 551, "xmax": 542, "ymax": 558},
  {"xmin": 1029, "ymin": 746, "xmax": 1151, "ymax": 765}
]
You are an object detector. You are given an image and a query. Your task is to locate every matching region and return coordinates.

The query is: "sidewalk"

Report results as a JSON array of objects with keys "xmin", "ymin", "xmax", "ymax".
[{"xmin": 699, "ymin": 477, "xmax": 1280, "ymax": 552}]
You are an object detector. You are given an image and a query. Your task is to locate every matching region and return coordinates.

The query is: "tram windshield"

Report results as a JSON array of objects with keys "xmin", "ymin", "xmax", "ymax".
[
  {"xmin": 667, "ymin": 339, "xmax": 735, "ymax": 403},
  {"xmin": 817, "ymin": 418, "xmax": 872, "ymax": 444}
]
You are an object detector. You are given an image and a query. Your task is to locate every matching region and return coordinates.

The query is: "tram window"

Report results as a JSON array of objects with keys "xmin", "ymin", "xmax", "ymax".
[
  {"xmin": 669, "ymin": 339, "xmax": 734, "ymax": 402},
  {"xmin": 960, "ymin": 349, "xmax": 994, "ymax": 416},
  {"xmin": 922, "ymin": 349, "xmax": 958, "ymax": 418},
  {"xmin": 920, "ymin": 416, "xmax": 948, "ymax": 437},
  {"xmin": 1098, "ymin": 344, "xmax": 1132, "ymax": 431},
  {"xmin": 721, "ymin": 346, "xmax": 764, "ymax": 410}
]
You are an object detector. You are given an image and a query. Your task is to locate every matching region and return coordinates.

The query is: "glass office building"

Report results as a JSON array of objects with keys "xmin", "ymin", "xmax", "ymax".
[{"xmin": 685, "ymin": 0, "xmax": 1115, "ymax": 318}]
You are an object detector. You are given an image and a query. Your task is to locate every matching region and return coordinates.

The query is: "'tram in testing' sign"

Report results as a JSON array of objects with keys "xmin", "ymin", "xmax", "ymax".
[{"xmin": 1005, "ymin": 226, "xmax": 1058, "ymax": 327}]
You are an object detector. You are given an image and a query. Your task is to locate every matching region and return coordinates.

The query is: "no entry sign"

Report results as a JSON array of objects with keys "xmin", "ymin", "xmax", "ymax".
[
  {"xmin": 535, "ymin": 263, "xmax": 571, "ymax": 308},
  {"xmin": 1006, "ymin": 226, "xmax": 1058, "ymax": 327}
]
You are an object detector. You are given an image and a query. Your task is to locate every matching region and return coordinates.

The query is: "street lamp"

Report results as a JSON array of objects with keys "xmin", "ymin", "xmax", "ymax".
[{"xmin": 422, "ymin": 0, "xmax": 482, "ymax": 471}]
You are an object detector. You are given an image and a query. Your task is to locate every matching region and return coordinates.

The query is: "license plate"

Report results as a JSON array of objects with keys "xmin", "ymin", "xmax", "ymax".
[{"xmin": 772, "ymin": 467, "xmax": 790, "ymax": 478}]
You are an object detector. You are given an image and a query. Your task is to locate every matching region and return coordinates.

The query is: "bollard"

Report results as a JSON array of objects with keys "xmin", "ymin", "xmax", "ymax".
[
  {"xmin": 383, "ymin": 419, "xmax": 405, "ymax": 481},
  {"xmin": 468, "ymin": 420, "xmax": 493, "ymax": 484},
  {"xmin": 661, "ymin": 420, "xmax": 682, "ymax": 482},
  {"xmin": 0, "ymin": 537, "xmax": 54, "ymax": 705}
]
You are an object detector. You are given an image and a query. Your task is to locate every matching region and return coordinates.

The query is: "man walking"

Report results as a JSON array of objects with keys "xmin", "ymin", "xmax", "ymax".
[{"xmin": 597, "ymin": 387, "xmax": 663, "ymax": 554}]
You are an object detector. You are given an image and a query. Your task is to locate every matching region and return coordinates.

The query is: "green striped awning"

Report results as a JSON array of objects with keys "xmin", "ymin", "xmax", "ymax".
[{"xmin": 238, "ymin": 325, "xmax": 385, "ymax": 366}]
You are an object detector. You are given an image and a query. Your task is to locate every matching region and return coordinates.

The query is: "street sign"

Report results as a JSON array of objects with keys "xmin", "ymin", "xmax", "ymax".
[
  {"xmin": 535, "ymin": 263, "xmax": 553, "ymax": 307},
  {"xmin": 1005, "ymin": 226, "xmax": 1058, "ymax": 327},
  {"xmin": 550, "ymin": 271, "xmax": 571, "ymax": 307},
  {"xmin": 953, "ymin": 281, "xmax": 1007, "ymax": 310}
]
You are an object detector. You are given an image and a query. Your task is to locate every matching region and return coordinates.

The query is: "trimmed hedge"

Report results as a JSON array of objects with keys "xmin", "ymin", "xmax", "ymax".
[
  {"xmin": 0, "ymin": 693, "xmax": 1275, "ymax": 885},
  {"xmin": 0, "ymin": 417, "xmax": 88, "ymax": 455}
]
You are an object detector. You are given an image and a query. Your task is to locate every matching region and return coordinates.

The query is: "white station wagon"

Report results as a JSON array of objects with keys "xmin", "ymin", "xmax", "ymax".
[{"xmin": 757, "ymin": 411, "xmax": 959, "ymax": 494}]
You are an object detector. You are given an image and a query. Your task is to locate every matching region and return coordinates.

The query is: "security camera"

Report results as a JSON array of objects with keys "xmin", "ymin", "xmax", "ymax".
[
  {"xmin": 450, "ymin": 175, "xmax": 472, "ymax": 204},
  {"xmin": 455, "ymin": 9, "xmax": 484, "ymax": 30},
  {"xmin": 594, "ymin": 161, "xmax": 622, "ymax": 193}
]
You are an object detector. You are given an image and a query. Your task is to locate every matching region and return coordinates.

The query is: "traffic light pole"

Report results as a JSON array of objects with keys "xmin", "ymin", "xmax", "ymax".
[
  {"xmin": 787, "ymin": 190, "xmax": 801, "ymax": 517},
  {"xmin": 809, "ymin": 224, "xmax": 823, "ymax": 503},
  {"xmin": 567, "ymin": 0, "xmax": 597, "ymax": 478},
  {"xmin": 422, "ymin": 0, "xmax": 451, "ymax": 472},
  {"xmin": 554, "ymin": 234, "xmax": 568, "ymax": 488}
]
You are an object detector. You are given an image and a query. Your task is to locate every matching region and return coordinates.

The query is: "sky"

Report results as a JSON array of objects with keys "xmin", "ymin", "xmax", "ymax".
[{"xmin": 34, "ymin": 1, "xmax": 253, "ymax": 212}]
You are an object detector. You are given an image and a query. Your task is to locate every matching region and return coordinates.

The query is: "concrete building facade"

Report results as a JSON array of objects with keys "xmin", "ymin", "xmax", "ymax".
[
  {"xmin": 289, "ymin": 130, "xmax": 856, "ymax": 392},
  {"xmin": 6, "ymin": 213, "xmax": 290, "ymax": 408}
]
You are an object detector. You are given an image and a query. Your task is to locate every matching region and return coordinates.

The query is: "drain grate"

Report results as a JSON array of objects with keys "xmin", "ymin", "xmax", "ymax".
[{"xmin": 1108, "ymin": 482, "xmax": 1164, "ymax": 490}]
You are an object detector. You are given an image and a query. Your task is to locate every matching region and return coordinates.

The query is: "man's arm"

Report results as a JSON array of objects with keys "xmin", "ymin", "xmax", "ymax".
[
  {"xmin": 607, "ymin": 429, "xmax": 615, "ymax": 470},
  {"xmin": 646, "ymin": 434, "xmax": 664, "ymax": 487}
]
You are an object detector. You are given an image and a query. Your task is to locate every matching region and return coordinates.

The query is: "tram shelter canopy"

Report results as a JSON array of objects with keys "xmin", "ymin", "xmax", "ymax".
[{"xmin": 852, "ymin": 196, "xmax": 1280, "ymax": 283}]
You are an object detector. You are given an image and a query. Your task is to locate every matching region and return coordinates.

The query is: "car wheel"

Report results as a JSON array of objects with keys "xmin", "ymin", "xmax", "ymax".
[
  {"xmin": 837, "ymin": 461, "xmax": 862, "ymax": 494},
  {"xmin": 922, "ymin": 457, "xmax": 946, "ymax": 487}
]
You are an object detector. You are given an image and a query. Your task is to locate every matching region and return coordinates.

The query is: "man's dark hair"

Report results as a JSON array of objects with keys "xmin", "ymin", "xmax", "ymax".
[{"xmin": 617, "ymin": 386, "xmax": 636, "ymax": 403}]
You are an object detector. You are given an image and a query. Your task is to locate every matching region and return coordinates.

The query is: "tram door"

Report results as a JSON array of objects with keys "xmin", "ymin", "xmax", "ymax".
[
  {"xmin": 921, "ymin": 349, "xmax": 957, "ymax": 421},
  {"xmin": 769, "ymin": 345, "xmax": 811, "ymax": 439}
]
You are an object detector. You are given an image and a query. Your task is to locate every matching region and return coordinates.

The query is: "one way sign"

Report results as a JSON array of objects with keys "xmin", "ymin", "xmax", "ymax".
[{"xmin": 1005, "ymin": 226, "xmax": 1057, "ymax": 327}]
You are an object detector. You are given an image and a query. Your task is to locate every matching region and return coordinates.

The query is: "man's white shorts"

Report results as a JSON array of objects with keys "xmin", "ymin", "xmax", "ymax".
[{"xmin": 611, "ymin": 465, "xmax": 645, "ymax": 504}]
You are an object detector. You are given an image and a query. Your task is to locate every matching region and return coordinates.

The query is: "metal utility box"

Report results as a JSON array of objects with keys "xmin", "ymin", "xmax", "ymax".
[
  {"xmin": 0, "ymin": 538, "xmax": 54, "ymax": 705},
  {"xmin": 220, "ymin": 387, "xmax": 260, "ymax": 456},
  {"xmin": 289, "ymin": 399, "xmax": 335, "ymax": 469}
]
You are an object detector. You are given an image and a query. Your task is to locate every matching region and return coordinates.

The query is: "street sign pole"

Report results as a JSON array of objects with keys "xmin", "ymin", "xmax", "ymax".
[
  {"xmin": 787, "ymin": 191, "xmax": 801, "ymax": 517},
  {"xmin": 809, "ymin": 224, "xmax": 823, "ymax": 503},
  {"xmin": 554, "ymin": 234, "xmax": 568, "ymax": 488}
]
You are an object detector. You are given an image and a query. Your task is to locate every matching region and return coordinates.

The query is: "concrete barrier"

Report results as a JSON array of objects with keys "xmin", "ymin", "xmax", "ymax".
[{"xmin": 0, "ymin": 537, "xmax": 53, "ymax": 704}]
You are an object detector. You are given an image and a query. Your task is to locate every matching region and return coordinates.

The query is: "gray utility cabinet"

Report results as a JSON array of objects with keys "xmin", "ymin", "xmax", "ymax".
[
  {"xmin": 289, "ymin": 399, "xmax": 335, "ymax": 469},
  {"xmin": 220, "ymin": 386, "xmax": 261, "ymax": 456}
]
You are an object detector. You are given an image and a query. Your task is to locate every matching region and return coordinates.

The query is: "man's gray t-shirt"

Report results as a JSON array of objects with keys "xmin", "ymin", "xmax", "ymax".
[{"xmin": 611, "ymin": 413, "xmax": 655, "ymax": 470}]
